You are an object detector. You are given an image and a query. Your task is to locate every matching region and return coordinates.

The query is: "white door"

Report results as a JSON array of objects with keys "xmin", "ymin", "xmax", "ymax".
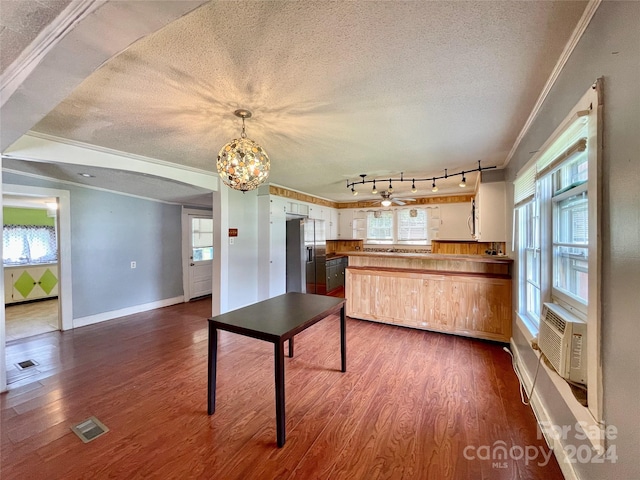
[{"xmin": 188, "ymin": 215, "xmax": 213, "ymax": 299}]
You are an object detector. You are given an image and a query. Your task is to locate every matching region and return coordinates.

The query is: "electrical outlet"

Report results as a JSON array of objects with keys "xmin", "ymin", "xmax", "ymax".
[
  {"xmin": 131, "ymin": 261, "xmax": 136, "ymax": 269},
  {"xmin": 229, "ymin": 238, "xmax": 234, "ymax": 245}
]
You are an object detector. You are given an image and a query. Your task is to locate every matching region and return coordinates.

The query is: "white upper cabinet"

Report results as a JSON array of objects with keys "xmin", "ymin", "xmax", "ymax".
[
  {"xmin": 338, "ymin": 209, "xmax": 352, "ymax": 238},
  {"xmin": 436, "ymin": 203, "xmax": 473, "ymax": 240},
  {"xmin": 475, "ymin": 182, "xmax": 506, "ymax": 242},
  {"xmin": 271, "ymin": 195, "xmax": 287, "ymax": 217},
  {"xmin": 308, "ymin": 204, "xmax": 325, "ymax": 221}
]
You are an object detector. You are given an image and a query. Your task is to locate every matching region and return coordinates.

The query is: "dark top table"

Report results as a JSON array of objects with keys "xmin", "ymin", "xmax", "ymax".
[{"xmin": 207, "ymin": 292, "xmax": 346, "ymax": 447}]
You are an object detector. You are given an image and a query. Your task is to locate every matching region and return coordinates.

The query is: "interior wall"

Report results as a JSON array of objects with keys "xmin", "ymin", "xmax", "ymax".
[
  {"xmin": 226, "ymin": 189, "xmax": 259, "ymax": 310},
  {"xmin": 2, "ymin": 172, "xmax": 184, "ymax": 319},
  {"xmin": 504, "ymin": 2, "xmax": 640, "ymax": 479}
]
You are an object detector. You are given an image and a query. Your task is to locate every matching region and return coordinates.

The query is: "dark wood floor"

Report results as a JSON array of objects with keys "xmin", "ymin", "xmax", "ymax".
[{"xmin": 1, "ymin": 296, "xmax": 563, "ymax": 479}]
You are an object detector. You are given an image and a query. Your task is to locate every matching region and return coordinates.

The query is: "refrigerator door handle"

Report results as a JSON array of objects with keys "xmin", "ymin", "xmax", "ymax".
[{"xmin": 306, "ymin": 246, "xmax": 314, "ymax": 263}]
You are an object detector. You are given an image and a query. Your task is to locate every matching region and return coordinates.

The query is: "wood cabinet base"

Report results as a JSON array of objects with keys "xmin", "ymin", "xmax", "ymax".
[{"xmin": 346, "ymin": 267, "xmax": 512, "ymax": 343}]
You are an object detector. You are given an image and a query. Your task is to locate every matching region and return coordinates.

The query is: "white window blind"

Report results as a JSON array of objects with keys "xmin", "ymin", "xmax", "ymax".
[
  {"xmin": 537, "ymin": 137, "xmax": 587, "ymax": 180},
  {"xmin": 397, "ymin": 208, "xmax": 427, "ymax": 241},
  {"xmin": 514, "ymin": 166, "xmax": 536, "ymax": 208},
  {"xmin": 366, "ymin": 210, "xmax": 393, "ymax": 242},
  {"xmin": 536, "ymin": 111, "xmax": 589, "ymax": 177}
]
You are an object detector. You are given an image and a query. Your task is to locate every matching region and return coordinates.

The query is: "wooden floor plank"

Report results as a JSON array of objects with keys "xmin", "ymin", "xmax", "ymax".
[{"xmin": 1, "ymin": 297, "xmax": 563, "ymax": 479}]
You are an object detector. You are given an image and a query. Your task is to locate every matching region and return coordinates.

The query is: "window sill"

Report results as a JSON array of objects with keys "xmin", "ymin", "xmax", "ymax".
[{"xmin": 516, "ymin": 311, "xmax": 539, "ymax": 339}]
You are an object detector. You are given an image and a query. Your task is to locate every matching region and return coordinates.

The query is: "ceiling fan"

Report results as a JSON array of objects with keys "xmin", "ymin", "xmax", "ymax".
[{"xmin": 379, "ymin": 191, "xmax": 415, "ymax": 207}]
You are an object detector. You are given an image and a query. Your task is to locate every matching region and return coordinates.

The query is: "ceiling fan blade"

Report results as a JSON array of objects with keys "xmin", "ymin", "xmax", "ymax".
[
  {"xmin": 393, "ymin": 199, "xmax": 406, "ymax": 206},
  {"xmin": 403, "ymin": 197, "xmax": 416, "ymax": 202}
]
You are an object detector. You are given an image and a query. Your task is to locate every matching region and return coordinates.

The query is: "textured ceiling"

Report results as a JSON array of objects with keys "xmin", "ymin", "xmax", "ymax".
[{"xmin": 8, "ymin": 1, "xmax": 587, "ymax": 203}]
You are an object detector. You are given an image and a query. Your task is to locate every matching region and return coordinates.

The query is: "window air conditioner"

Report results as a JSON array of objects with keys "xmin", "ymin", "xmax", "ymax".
[{"xmin": 538, "ymin": 302, "xmax": 587, "ymax": 385}]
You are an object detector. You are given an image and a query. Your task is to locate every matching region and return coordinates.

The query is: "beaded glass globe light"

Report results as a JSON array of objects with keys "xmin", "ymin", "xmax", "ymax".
[{"xmin": 217, "ymin": 109, "xmax": 270, "ymax": 192}]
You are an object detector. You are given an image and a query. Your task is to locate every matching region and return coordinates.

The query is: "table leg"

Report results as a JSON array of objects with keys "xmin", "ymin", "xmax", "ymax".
[
  {"xmin": 275, "ymin": 341, "xmax": 286, "ymax": 447},
  {"xmin": 288, "ymin": 337, "xmax": 294, "ymax": 358},
  {"xmin": 207, "ymin": 324, "xmax": 218, "ymax": 415},
  {"xmin": 340, "ymin": 305, "xmax": 346, "ymax": 373}
]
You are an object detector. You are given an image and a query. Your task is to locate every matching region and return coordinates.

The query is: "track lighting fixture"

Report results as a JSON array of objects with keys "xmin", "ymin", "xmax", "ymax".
[{"xmin": 346, "ymin": 161, "xmax": 495, "ymax": 195}]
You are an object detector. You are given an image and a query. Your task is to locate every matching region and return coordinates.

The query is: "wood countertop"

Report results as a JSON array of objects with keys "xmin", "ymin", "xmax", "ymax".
[{"xmin": 344, "ymin": 251, "xmax": 513, "ymax": 264}]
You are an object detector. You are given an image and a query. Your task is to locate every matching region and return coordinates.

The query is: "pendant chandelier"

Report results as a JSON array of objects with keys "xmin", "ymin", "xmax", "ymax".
[{"xmin": 217, "ymin": 109, "xmax": 270, "ymax": 192}]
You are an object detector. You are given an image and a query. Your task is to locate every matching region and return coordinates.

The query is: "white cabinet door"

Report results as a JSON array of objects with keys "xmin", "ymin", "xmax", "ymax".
[
  {"xmin": 6, "ymin": 265, "xmax": 59, "ymax": 303},
  {"xmin": 338, "ymin": 210, "xmax": 352, "ymax": 238},
  {"xmin": 329, "ymin": 208, "xmax": 339, "ymax": 239},
  {"xmin": 4, "ymin": 270, "xmax": 13, "ymax": 303},
  {"xmin": 437, "ymin": 203, "xmax": 473, "ymax": 240},
  {"xmin": 308, "ymin": 204, "xmax": 325, "ymax": 220},
  {"xmin": 287, "ymin": 201, "xmax": 310, "ymax": 216},
  {"xmin": 476, "ymin": 182, "xmax": 506, "ymax": 242}
]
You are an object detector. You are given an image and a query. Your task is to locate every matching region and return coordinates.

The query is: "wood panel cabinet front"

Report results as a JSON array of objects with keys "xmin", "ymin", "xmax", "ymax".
[{"xmin": 346, "ymin": 268, "xmax": 511, "ymax": 342}]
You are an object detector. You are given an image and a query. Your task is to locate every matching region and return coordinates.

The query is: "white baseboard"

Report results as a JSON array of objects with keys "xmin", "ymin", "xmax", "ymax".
[
  {"xmin": 510, "ymin": 338, "xmax": 580, "ymax": 480},
  {"xmin": 73, "ymin": 296, "xmax": 184, "ymax": 329}
]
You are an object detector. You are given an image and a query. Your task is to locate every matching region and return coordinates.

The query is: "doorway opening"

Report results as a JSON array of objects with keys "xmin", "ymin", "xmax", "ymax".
[
  {"xmin": 2, "ymin": 184, "xmax": 72, "ymax": 391},
  {"xmin": 3, "ymin": 194, "xmax": 61, "ymax": 341}
]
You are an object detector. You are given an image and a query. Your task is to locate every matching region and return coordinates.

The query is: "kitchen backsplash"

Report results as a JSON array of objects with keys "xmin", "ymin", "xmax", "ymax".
[{"xmin": 363, "ymin": 247, "xmax": 432, "ymax": 254}]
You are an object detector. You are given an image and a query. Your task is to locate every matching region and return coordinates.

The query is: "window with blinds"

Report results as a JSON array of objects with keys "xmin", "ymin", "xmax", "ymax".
[
  {"xmin": 366, "ymin": 210, "xmax": 393, "ymax": 243},
  {"xmin": 552, "ymin": 152, "xmax": 588, "ymax": 307},
  {"xmin": 514, "ymin": 166, "xmax": 536, "ymax": 208},
  {"xmin": 512, "ymin": 81, "xmax": 601, "ymax": 424},
  {"xmin": 514, "ymin": 109, "xmax": 590, "ymax": 323},
  {"xmin": 397, "ymin": 208, "xmax": 428, "ymax": 243}
]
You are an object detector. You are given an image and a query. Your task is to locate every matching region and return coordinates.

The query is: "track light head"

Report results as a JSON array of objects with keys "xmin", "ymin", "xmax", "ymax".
[{"xmin": 459, "ymin": 174, "xmax": 466, "ymax": 188}]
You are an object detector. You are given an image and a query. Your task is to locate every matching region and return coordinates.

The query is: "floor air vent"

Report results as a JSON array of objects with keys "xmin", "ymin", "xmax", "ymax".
[
  {"xmin": 71, "ymin": 416, "xmax": 109, "ymax": 443},
  {"xmin": 15, "ymin": 359, "xmax": 39, "ymax": 370}
]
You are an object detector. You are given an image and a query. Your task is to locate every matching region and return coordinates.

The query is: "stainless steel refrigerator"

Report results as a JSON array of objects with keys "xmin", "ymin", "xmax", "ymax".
[{"xmin": 286, "ymin": 218, "xmax": 326, "ymax": 294}]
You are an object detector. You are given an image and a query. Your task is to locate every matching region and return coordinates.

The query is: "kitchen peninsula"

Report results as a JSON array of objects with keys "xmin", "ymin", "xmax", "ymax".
[{"xmin": 345, "ymin": 251, "xmax": 513, "ymax": 342}]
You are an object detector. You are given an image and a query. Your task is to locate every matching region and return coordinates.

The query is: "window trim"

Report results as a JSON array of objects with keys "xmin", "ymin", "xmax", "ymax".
[{"xmin": 513, "ymin": 81, "xmax": 602, "ymax": 423}]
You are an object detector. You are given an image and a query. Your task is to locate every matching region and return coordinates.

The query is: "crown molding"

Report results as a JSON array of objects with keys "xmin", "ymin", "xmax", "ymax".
[
  {"xmin": 0, "ymin": 1, "xmax": 103, "ymax": 103},
  {"xmin": 503, "ymin": 0, "xmax": 602, "ymax": 167}
]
